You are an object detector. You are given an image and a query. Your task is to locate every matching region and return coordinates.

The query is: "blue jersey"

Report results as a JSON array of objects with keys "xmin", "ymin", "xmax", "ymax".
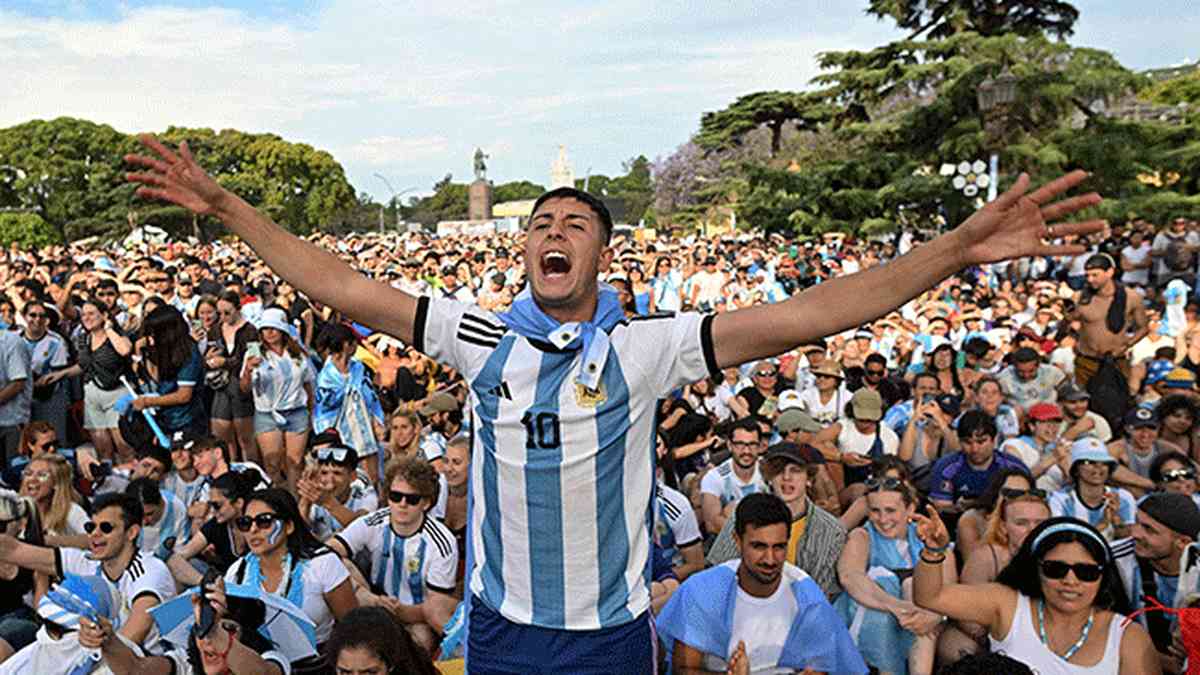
[
  {"xmin": 416, "ymin": 297, "xmax": 714, "ymax": 630},
  {"xmin": 928, "ymin": 450, "xmax": 1028, "ymax": 503},
  {"xmin": 1048, "ymin": 486, "xmax": 1137, "ymax": 533}
]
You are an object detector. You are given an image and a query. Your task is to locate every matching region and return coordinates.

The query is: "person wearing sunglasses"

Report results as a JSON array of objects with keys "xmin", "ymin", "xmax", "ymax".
[
  {"xmin": 955, "ymin": 468, "xmax": 1041, "ymax": 557},
  {"xmin": 298, "ymin": 445, "xmax": 378, "ymax": 541},
  {"xmin": 1148, "ymin": 452, "xmax": 1200, "ymax": 506},
  {"xmin": 913, "ymin": 514, "xmax": 1158, "ymax": 674},
  {"xmin": 0, "ymin": 492, "xmax": 176, "ymax": 654},
  {"xmin": 167, "ymin": 472, "xmax": 252, "ymax": 587},
  {"xmin": 325, "ymin": 458, "xmax": 457, "ymax": 654},
  {"xmin": 20, "ymin": 301, "xmax": 71, "ymax": 445},
  {"xmin": 1048, "ymin": 439, "xmax": 1137, "ymax": 541},
  {"xmin": 1129, "ymin": 492, "xmax": 1200, "ymax": 670},
  {"xmin": 226, "ymin": 488, "xmax": 356, "ymax": 663}
]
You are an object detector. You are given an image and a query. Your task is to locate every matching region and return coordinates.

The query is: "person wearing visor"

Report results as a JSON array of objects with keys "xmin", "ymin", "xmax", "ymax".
[
  {"xmin": 325, "ymin": 458, "xmax": 457, "ymax": 653},
  {"xmin": 913, "ymin": 514, "xmax": 1158, "ymax": 674},
  {"xmin": 298, "ymin": 444, "xmax": 378, "ymax": 541},
  {"xmin": 1048, "ymin": 438, "xmax": 1138, "ymax": 540}
]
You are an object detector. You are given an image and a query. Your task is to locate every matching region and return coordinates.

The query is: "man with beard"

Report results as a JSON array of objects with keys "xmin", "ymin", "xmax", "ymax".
[
  {"xmin": 1128, "ymin": 492, "xmax": 1200, "ymax": 672},
  {"xmin": 418, "ymin": 391, "xmax": 462, "ymax": 467},
  {"xmin": 126, "ymin": 136, "xmax": 1100, "ymax": 674},
  {"xmin": 700, "ymin": 417, "xmax": 768, "ymax": 535},
  {"xmin": 656, "ymin": 493, "xmax": 866, "ymax": 675},
  {"xmin": 1073, "ymin": 253, "xmax": 1147, "ymax": 389}
]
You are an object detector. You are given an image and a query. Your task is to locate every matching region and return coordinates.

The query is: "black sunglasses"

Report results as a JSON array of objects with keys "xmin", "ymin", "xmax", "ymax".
[
  {"xmin": 865, "ymin": 477, "xmax": 906, "ymax": 492},
  {"xmin": 1040, "ymin": 559, "xmax": 1104, "ymax": 583},
  {"xmin": 83, "ymin": 521, "xmax": 117, "ymax": 535},
  {"xmin": 388, "ymin": 490, "xmax": 424, "ymax": 506},
  {"xmin": 234, "ymin": 513, "xmax": 280, "ymax": 532},
  {"xmin": 866, "ymin": 369, "xmax": 885, "ymax": 377},
  {"xmin": 1000, "ymin": 487, "xmax": 1047, "ymax": 500},
  {"xmin": 755, "ymin": 370, "xmax": 777, "ymax": 377},
  {"xmin": 1162, "ymin": 469, "xmax": 1197, "ymax": 483}
]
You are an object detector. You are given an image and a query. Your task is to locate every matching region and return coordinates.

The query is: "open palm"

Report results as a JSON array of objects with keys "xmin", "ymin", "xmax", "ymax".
[
  {"xmin": 125, "ymin": 135, "xmax": 227, "ymax": 216},
  {"xmin": 955, "ymin": 170, "xmax": 1104, "ymax": 266}
]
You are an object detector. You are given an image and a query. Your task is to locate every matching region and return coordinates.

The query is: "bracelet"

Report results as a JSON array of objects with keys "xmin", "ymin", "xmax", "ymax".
[
  {"xmin": 919, "ymin": 552, "xmax": 946, "ymax": 564},
  {"xmin": 923, "ymin": 543, "xmax": 950, "ymax": 555}
]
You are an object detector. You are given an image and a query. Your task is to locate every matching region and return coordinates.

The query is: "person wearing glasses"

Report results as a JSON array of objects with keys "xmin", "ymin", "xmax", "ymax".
[
  {"xmin": 2, "ymin": 420, "xmax": 57, "ymax": 489},
  {"xmin": 297, "ymin": 444, "xmax": 378, "ymax": 541},
  {"xmin": 699, "ymin": 417, "xmax": 768, "ymax": 535},
  {"xmin": 1148, "ymin": 452, "xmax": 1200, "ymax": 506},
  {"xmin": 940, "ymin": 472, "xmax": 1051, "ymax": 666},
  {"xmin": 19, "ymin": 301, "xmax": 71, "ymax": 444},
  {"xmin": 734, "ymin": 360, "xmax": 783, "ymax": 419},
  {"xmin": 225, "ymin": 488, "xmax": 357, "ymax": 665},
  {"xmin": 954, "ymin": 468, "xmax": 1040, "ymax": 557},
  {"xmin": 167, "ymin": 472, "xmax": 252, "ymax": 586},
  {"xmin": 912, "ymin": 514, "xmax": 1159, "ymax": 674},
  {"xmin": 834, "ymin": 475, "xmax": 954, "ymax": 675},
  {"xmin": 0, "ymin": 493, "xmax": 176, "ymax": 653},
  {"xmin": 326, "ymin": 458, "xmax": 457, "ymax": 654},
  {"xmin": 80, "ymin": 576, "xmax": 289, "ymax": 675},
  {"xmin": 1048, "ymin": 439, "xmax": 1137, "ymax": 540}
]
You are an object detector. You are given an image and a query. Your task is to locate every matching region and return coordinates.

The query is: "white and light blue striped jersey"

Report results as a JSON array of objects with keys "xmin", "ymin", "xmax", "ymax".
[
  {"xmin": 162, "ymin": 471, "xmax": 207, "ymax": 510},
  {"xmin": 420, "ymin": 430, "xmax": 447, "ymax": 462},
  {"xmin": 334, "ymin": 509, "xmax": 457, "ymax": 604},
  {"xmin": 699, "ymin": 458, "xmax": 768, "ymax": 507},
  {"xmin": 655, "ymin": 482, "xmax": 702, "ymax": 567},
  {"xmin": 416, "ymin": 296, "xmax": 716, "ymax": 630},
  {"xmin": 1048, "ymin": 486, "xmax": 1137, "ymax": 534},
  {"xmin": 246, "ymin": 349, "xmax": 315, "ymax": 415},
  {"xmin": 139, "ymin": 490, "xmax": 190, "ymax": 561},
  {"xmin": 309, "ymin": 478, "xmax": 379, "ymax": 541}
]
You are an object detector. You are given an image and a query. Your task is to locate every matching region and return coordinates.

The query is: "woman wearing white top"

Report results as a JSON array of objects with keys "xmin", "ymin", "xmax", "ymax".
[
  {"xmin": 225, "ymin": 488, "xmax": 356, "ymax": 672},
  {"xmin": 241, "ymin": 309, "xmax": 315, "ymax": 490},
  {"xmin": 19, "ymin": 455, "xmax": 88, "ymax": 548},
  {"xmin": 913, "ymin": 513, "xmax": 1159, "ymax": 675}
]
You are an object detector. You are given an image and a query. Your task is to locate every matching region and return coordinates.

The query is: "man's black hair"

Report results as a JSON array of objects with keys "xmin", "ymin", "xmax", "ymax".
[
  {"xmin": 530, "ymin": 187, "xmax": 614, "ymax": 243},
  {"xmin": 864, "ymin": 353, "xmax": 887, "ymax": 368},
  {"xmin": 734, "ymin": 493, "xmax": 790, "ymax": 537},
  {"xmin": 1011, "ymin": 347, "xmax": 1040, "ymax": 363},
  {"xmin": 725, "ymin": 416, "xmax": 763, "ymax": 441},
  {"xmin": 957, "ymin": 410, "xmax": 998, "ymax": 441},
  {"xmin": 137, "ymin": 442, "xmax": 172, "ymax": 475},
  {"xmin": 938, "ymin": 653, "xmax": 1034, "ymax": 675},
  {"xmin": 92, "ymin": 492, "xmax": 144, "ymax": 530},
  {"xmin": 125, "ymin": 477, "xmax": 164, "ymax": 506}
]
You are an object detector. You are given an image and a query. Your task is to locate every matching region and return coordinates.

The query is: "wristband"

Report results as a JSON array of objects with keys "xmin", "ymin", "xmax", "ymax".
[
  {"xmin": 923, "ymin": 543, "xmax": 950, "ymax": 555},
  {"xmin": 919, "ymin": 552, "xmax": 946, "ymax": 564}
]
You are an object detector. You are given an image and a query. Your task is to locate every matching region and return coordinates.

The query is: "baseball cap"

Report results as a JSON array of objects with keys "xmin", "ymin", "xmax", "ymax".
[
  {"xmin": 440, "ymin": 265, "xmax": 458, "ymax": 277},
  {"xmin": 704, "ymin": 256, "xmax": 718, "ymax": 265},
  {"xmin": 763, "ymin": 442, "xmax": 824, "ymax": 467},
  {"xmin": 935, "ymin": 393, "xmax": 962, "ymax": 417},
  {"xmin": 777, "ymin": 390, "xmax": 804, "ymax": 412},
  {"xmin": 850, "ymin": 389, "xmax": 884, "ymax": 422},
  {"xmin": 1027, "ymin": 402, "xmax": 1063, "ymax": 422},
  {"xmin": 1069, "ymin": 437, "xmax": 1116, "ymax": 467},
  {"xmin": 1139, "ymin": 492, "xmax": 1200, "ymax": 539},
  {"xmin": 1146, "ymin": 359, "xmax": 1175, "ymax": 386},
  {"xmin": 1124, "ymin": 407, "xmax": 1159, "ymax": 429},
  {"xmin": 1164, "ymin": 368, "xmax": 1197, "ymax": 390},
  {"xmin": 776, "ymin": 409, "xmax": 822, "ymax": 435},
  {"xmin": 420, "ymin": 392, "xmax": 460, "ymax": 416},
  {"xmin": 1057, "ymin": 383, "xmax": 1090, "ymax": 402}
]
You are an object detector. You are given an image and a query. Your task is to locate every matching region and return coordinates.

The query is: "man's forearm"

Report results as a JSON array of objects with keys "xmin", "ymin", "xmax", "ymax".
[
  {"xmin": 0, "ymin": 380, "xmax": 25, "ymax": 405},
  {"xmin": 167, "ymin": 553, "xmax": 204, "ymax": 587}
]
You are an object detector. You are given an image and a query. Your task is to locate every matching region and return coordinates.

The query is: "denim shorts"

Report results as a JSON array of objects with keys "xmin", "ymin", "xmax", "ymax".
[{"xmin": 253, "ymin": 407, "xmax": 310, "ymax": 435}]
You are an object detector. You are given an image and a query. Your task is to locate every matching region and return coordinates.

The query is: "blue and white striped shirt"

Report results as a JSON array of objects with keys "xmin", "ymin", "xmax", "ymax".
[{"xmin": 416, "ymin": 297, "xmax": 715, "ymax": 630}]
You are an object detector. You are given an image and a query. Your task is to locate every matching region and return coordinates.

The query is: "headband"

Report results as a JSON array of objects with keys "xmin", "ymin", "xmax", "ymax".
[{"xmin": 1031, "ymin": 522, "xmax": 1110, "ymax": 564}]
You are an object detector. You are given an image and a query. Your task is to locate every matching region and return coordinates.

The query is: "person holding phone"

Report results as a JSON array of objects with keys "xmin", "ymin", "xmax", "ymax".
[{"xmin": 209, "ymin": 291, "xmax": 258, "ymax": 466}]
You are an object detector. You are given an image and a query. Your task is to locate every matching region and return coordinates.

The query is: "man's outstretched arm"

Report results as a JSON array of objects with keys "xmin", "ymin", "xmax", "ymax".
[
  {"xmin": 710, "ymin": 171, "xmax": 1103, "ymax": 369},
  {"xmin": 126, "ymin": 136, "xmax": 419, "ymax": 344}
]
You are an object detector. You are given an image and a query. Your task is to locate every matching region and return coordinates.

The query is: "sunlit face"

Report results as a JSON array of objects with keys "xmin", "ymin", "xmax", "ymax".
[
  {"xmin": 442, "ymin": 443, "xmax": 469, "ymax": 489},
  {"xmin": 1129, "ymin": 424, "xmax": 1159, "ymax": 448},
  {"xmin": 1085, "ymin": 267, "xmax": 1113, "ymax": 291},
  {"xmin": 216, "ymin": 300, "xmax": 239, "ymax": 326},
  {"xmin": 1039, "ymin": 542, "xmax": 1102, "ymax": 613},
  {"xmin": 335, "ymin": 646, "xmax": 389, "ymax": 675},
  {"xmin": 866, "ymin": 490, "xmax": 913, "ymax": 539},
  {"xmin": 1015, "ymin": 360, "xmax": 1039, "ymax": 381},
  {"xmin": 319, "ymin": 464, "xmax": 354, "ymax": 498},
  {"xmin": 524, "ymin": 197, "xmax": 612, "ymax": 313},
  {"xmin": 79, "ymin": 302, "xmax": 105, "ymax": 332},
  {"xmin": 197, "ymin": 302, "xmax": 217, "ymax": 329},
  {"xmin": 769, "ymin": 462, "xmax": 808, "ymax": 506},
  {"xmin": 28, "ymin": 431, "xmax": 56, "ymax": 457},
  {"xmin": 1133, "ymin": 510, "xmax": 1184, "ymax": 562},
  {"xmin": 735, "ymin": 522, "xmax": 788, "ymax": 587},
  {"xmin": 192, "ymin": 446, "xmax": 222, "ymax": 476},
  {"xmin": 962, "ymin": 432, "xmax": 995, "ymax": 467},
  {"xmin": 208, "ymin": 489, "xmax": 242, "ymax": 525},
  {"xmin": 932, "ymin": 347, "xmax": 954, "ymax": 370},
  {"xmin": 913, "ymin": 376, "xmax": 938, "ymax": 402},
  {"xmin": 1157, "ymin": 458, "xmax": 1197, "ymax": 496},
  {"xmin": 729, "ymin": 429, "xmax": 762, "ymax": 470},
  {"xmin": 1061, "ymin": 398, "xmax": 1088, "ymax": 420},
  {"xmin": 19, "ymin": 459, "xmax": 54, "ymax": 501},
  {"xmin": 387, "ymin": 477, "xmax": 429, "ymax": 530},
  {"xmin": 1003, "ymin": 500, "xmax": 1049, "ymax": 552},
  {"xmin": 390, "ymin": 415, "xmax": 417, "ymax": 449},
  {"xmin": 977, "ymin": 382, "xmax": 1002, "ymax": 411},
  {"xmin": 86, "ymin": 505, "xmax": 135, "ymax": 562},
  {"xmin": 242, "ymin": 501, "xmax": 291, "ymax": 556},
  {"xmin": 1165, "ymin": 408, "xmax": 1195, "ymax": 435}
]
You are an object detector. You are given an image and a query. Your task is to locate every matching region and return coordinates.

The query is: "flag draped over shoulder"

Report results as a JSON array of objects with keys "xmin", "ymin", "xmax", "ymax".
[{"xmin": 656, "ymin": 561, "xmax": 867, "ymax": 675}]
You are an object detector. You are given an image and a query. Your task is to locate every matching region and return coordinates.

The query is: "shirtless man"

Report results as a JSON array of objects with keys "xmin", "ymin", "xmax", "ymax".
[{"xmin": 1073, "ymin": 253, "xmax": 1147, "ymax": 388}]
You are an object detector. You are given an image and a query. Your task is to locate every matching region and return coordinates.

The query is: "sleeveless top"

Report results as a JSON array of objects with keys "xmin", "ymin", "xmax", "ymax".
[
  {"xmin": 990, "ymin": 593, "xmax": 1125, "ymax": 675},
  {"xmin": 1125, "ymin": 441, "xmax": 1163, "ymax": 479}
]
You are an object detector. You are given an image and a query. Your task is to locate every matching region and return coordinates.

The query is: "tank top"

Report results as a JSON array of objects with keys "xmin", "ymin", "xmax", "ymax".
[
  {"xmin": 990, "ymin": 593, "xmax": 1125, "ymax": 675},
  {"xmin": 1125, "ymin": 441, "xmax": 1162, "ymax": 479}
]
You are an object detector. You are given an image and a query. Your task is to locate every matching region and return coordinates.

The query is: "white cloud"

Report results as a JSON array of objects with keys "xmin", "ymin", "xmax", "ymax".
[{"xmin": 343, "ymin": 134, "xmax": 450, "ymax": 166}]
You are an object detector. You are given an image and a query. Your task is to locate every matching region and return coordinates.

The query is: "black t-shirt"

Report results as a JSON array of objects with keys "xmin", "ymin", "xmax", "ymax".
[
  {"xmin": 199, "ymin": 518, "xmax": 240, "ymax": 573},
  {"xmin": 0, "ymin": 566, "xmax": 33, "ymax": 616},
  {"xmin": 74, "ymin": 331, "xmax": 133, "ymax": 391}
]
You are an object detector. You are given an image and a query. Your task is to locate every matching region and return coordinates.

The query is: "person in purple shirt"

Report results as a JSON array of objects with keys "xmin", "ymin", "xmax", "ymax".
[{"xmin": 928, "ymin": 410, "xmax": 1028, "ymax": 512}]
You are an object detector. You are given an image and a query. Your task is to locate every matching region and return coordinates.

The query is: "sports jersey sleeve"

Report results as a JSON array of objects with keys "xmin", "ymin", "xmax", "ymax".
[
  {"xmin": 1048, "ymin": 490, "xmax": 1070, "ymax": 518},
  {"xmin": 668, "ymin": 500, "xmax": 702, "ymax": 549},
  {"xmin": 55, "ymin": 547, "xmax": 92, "ymax": 578},
  {"xmin": 1115, "ymin": 489, "xmax": 1137, "ymax": 526},
  {"xmin": 130, "ymin": 558, "xmax": 177, "ymax": 605},
  {"xmin": 50, "ymin": 335, "xmax": 69, "ymax": 368},
  {"xmin": 698, "ymin": 468, "xmax": 723, "ymax": 499},
  {"xmin": 309, "ymin": 552, "xmax": 350, "ymax": 594},
  {"xmin": 622, "ymin": 312, "xmax": 718, "ymax": 397},
  {"xmin": 333, "ymin": 510, "xmax": 375, "ymax": 557},
  {"xmin": 927, "ymin": 456, "xmax": 956, "ymax": 502},
  {"xmin": 424, "ymin": 532, "xmax": 458, "ymax": 595},
  {"xmin": 413, "ymin": 296, "xmax": 507, "ymax": 378},
  {"xmin": 176, "ymin": 348, "xmax": 203, "ymax": 387}
]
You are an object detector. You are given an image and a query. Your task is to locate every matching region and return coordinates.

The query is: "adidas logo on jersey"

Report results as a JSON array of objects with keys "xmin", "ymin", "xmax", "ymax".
[{"xmin": 486, "ymin": 381, "xmax": 513, "ymax": 401}]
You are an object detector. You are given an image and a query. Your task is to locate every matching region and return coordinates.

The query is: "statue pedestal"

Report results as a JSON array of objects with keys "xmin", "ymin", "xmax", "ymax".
[{"xmin": 469, "ymin": 180, "xmax": 493, "ymax": 221}]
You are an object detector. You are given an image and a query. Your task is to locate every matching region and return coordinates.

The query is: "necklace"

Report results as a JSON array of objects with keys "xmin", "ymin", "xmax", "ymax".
[{"xmin": 1037, "ymin": 599, "xmax": 1094, "ymax": 661}]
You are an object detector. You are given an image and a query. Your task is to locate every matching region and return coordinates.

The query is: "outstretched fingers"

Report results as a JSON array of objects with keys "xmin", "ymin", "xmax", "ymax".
[
  {"xmin": 1041, "ymin": 193, "xmax": 1102, "ymax": 222},
  {"xmin": 126, "ymin": 171, "xmax": 168, "ymax": 188},
  {"xmin": 123, "ymin": 153, "xmax": 172, "ymax": 174},
  {"xmin": 1048, "ymin": 219, "xmax": 1107, "ymax": 240},
  {"xmin": 137, "ymin": 134, "xmax": 180, "ymax": 165},
  {"xmin": 1026, "ymin": 169, "xmax": 1090, "ymax": 206},
  {"xmin": 991, "ymin": 172, "xmax": 1030, "ymax": 210}
]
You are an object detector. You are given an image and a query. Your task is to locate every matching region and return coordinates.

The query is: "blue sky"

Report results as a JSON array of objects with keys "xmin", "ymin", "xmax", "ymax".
[{"xmin": 2, "ymin": 1, "xmax": 1196, "ymax": 202}]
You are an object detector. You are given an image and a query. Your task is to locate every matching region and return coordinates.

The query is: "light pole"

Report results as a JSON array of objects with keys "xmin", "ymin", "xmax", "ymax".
[
  {"xmin": 976, "ymin": 70, "xmax": 1019, "ymax": 202},
  {"xmin": 372, "ymin": 174, "xmax": 417, "ymax": 234}
]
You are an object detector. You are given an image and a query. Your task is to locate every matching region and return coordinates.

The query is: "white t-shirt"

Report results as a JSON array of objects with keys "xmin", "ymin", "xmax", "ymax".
[
  {"xmin": 225, "ymin": 550, "xmax": 349, "ymax": 644},
  {"xmin": 703, "ymin": 562, "xmax": 804, "ymax": 675},
  {"xmin": 308, "ymin": 479, "xmax": 379, "ymax": 541},
  {"xmin": 700, "ymin": 458, "xmax": 768, "ymax": 507},
  {"xmin": 333, "ymin": 511, "xmax": 458, "ymax": 605},
  {"xmin": 62, "ymin": 502, "xmax": 90, "ymax": 537},
  {"xmin": 56, "ymin": 548, "xmax": 176, "ymax": 652},
  {"xmin": 798, "ymin": 385, "xmax": 851, "ymax": 426},
  {"xmin": 837, "ymin": 421, "xmax": 899, "ymax": 458},
  {"xmin": 1121, "ymin": 242, "xmax": 1152, "ymax": 286},
  {"xmin": 1131, "ymin": 334, "xmax": 1173, "ymax": 365}
]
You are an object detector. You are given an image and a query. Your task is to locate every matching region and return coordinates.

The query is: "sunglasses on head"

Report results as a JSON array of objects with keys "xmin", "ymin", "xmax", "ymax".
[
  {"xmin": 1163, "ymin": 469, "xmax": 1197, "ymax": 482},
  {"xmin": 865, "ymin": 477, "xmax": 906, "ymax": 492},
  {"xmin": 1000, "ymin": 487, "xmax": 1047, "ymax": 500},
  {"xmin": 388, "ymin": 490, "xmax": 424, "ymax": 506},
  {"xmin": 316, "ymin": 447, "xmax": 352, "ymax": 464},
  {"xmin": 83, "ymin": 521, "xmax": 117, "ymax": 535},
  {"xmin": 234, "ymin": 513, "xmax": 280, "ymax": 532},
  {"xmin": 1040, "ymin": 559, "xmax": 1104, "ymax": 583}
]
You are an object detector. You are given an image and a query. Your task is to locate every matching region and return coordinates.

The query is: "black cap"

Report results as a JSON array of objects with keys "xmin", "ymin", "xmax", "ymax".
[
  {"xmin": 495, "ymin": 248, "xmax": 510, "ymax": 258},
  {"xmin": 936, "ymin": 393, "xmax": 962, "ymax": 417},
  {"xmin": 1140, "ymin": 492, "xmax": 1200, "ymax": 539},
  {"xmin": 440, "ymin": 265, "xmax": 458, "ymax": 276},
  {"xmin": 1012, "ymin": 347, "xmax": 1040, "ymax": 363},
  {"xmin": 764, "ymin": 441, "xmax": 824, "ymax": 467},
  {"xmin": 1124, "ymin": 407, "xmax": 1159, "ymax": 429},
  {"xmin": 1058, "ymin": 382, "xmax": 1090, "ymax": 402}
]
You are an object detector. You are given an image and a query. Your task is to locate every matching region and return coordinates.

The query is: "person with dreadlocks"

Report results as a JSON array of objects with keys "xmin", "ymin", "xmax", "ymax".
[{"xmin": 1073, "ymin": 253, "xmax": 1148, "ymax": 391}]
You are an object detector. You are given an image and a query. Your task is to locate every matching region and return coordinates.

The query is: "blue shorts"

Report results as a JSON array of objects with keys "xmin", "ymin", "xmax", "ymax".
[
  {"xmin": 466, "ymin": 596, "xmax": 655, "ymax": 675},
  {"xmin": 253, "ymin": 407, "xmax": 310, "ymax": 435}
]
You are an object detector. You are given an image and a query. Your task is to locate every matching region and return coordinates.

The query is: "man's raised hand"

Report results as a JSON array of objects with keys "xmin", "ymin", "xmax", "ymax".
[
  {"xmin": 125, "ymin": 135, "xmax": 227, "ymax": 216},
  {"xmin": 954, "ymin": 170, "xmax": 1105, "ymax": 266}
]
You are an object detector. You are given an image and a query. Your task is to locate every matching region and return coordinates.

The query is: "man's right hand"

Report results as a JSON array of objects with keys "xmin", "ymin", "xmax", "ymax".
[{"xmin": 126, "ymin": 137, "xmax": 229, "ymax": 217}]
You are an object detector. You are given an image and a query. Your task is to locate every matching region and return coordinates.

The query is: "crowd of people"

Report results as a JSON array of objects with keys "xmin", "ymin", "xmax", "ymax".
[{"xmin": 0, "ymin": 140, "xmax": 1191, "ymax": 674}]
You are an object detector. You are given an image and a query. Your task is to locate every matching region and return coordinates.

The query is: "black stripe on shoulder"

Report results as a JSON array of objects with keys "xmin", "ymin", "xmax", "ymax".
[
  {"xmin": 365, "ymin": 508, "xmax": 390, "ymax": 527},
  {"xmin": 628, "ymin": 311, "xmax": 677, "ymax": 322},
  {"xmin": 413, "ymin": 296, "xmax": 430, "ymax": 354},
  {"xmin": 676, "ymin": 536, "xmax": 702, "ymax": 550},
  {"xmin": 461, "ymin": 313, "xmax": 507, "ymax": 336},
  {"xmin": 127, "ymin": 554, "xmax": 145, "ymax": 580},
  {"xmin": 659, "ymin": 497, "xmax": 682, "ymax": 520},
  {"xmin": 426, "ymin": 582, "xmax": 457, "ymax": 596},
  {"xmin": 423, "ymin": 519, "xmax": 455, "ymax": 559},
  {"xmin": 458, "ymin": 334, "xmax": 501, "ymax": 349},
  {"xmin": 700, "ymin": 313, "xmax": 721, "ymax": 380},
  {"xmin": 458, "ymin": 323, "xmax": 504, "ymax": 342}
]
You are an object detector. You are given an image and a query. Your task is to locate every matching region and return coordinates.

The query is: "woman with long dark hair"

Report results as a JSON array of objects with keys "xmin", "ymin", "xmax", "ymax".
[
  {"xmin": 913, "ymin": 514, "xmax": 1159, "ymax": 674},
  {"xmin": 209, "ymin": 290, "xmax": 259, "ymax": 465},
  {"xmin": 224, "ymin": 488, "xmax": 356, "ymax": 671},
  {"xmin": 58, "ymin": 297, "xmax": 134, "ymax": 461},
  {"xmin": 133, "ymin": 304, "xmax": 206, "ymax": 435},
  {"xmin": 324, "ymin": 607, "xmax": 438, "ymax": 675}
]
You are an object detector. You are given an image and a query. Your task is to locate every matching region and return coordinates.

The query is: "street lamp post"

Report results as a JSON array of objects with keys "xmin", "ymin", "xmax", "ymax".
[
  {"xmin": 372, "ymin": 174, "xmax": 418, "ymax": 234},
  {"xmin": 976, "ymin": 70, "xmax": 1019, "ymax": 202}
]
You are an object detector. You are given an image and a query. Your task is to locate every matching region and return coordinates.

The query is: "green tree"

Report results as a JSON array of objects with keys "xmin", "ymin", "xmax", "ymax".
[
  {"xmin": 493, "ymin": 180, "xmax": 546, "ymax": 202},
  {"xmin": 866, "ymin": 0, "xmax": 1079, "ymax": 40},
  {"xmin": 0, "ymin": 212, "xmax": 62, "ymax": 248},
  {"xmin": 1141, "ymin": 69, "xmax": 1200, "ymax": 106},
  {"xmin": 697, "ymin": 92, "xmax": 831, "ymax": 157},
  {"xmin": 407, "ymin": 174, "xmax": 469, "ymax": 226}
]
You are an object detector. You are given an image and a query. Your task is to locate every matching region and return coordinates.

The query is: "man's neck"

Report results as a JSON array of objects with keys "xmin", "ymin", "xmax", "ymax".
[
  {"xmin": 737, "ymin": 564, "xmax": 782, "ymax": 599},
  {"xmin": 448, "ymin": 482, "xmax": 468, "ymax": 497},
  {"xmin": 1151, "ymin": 551, "xmax": 1182, "ymax": 577},
  {"xmin": 540, "ymin": 294, "xmax": 599, "ymax": 325},
  {"xmin": 732, "ymin": 461, "xmax": 755, "ymax": 483},
  {"xmin": 1076, "ymin": 481, "xmax": 1106, "ymax": 505},
  {"xmin": 967, "ymin": 453, "xmax": 995, "ymax": 471},
  {"xmin": 788, "ymin": 496, "xmax": 809, "ymax": 520},
  {"xmin": 23, "ymin": 329, "xmax": 44, "ymax": 341},
  {"xmin": 102, "ymin": 544, "xmax": 135, "ymax": 581},
  {"xmin": 175, "ymin": 467, "xmax": 198, "ymax": 482},
  {"xmin": 391, "ymin": 514, "xmax": 423, "ymax": 538}
]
